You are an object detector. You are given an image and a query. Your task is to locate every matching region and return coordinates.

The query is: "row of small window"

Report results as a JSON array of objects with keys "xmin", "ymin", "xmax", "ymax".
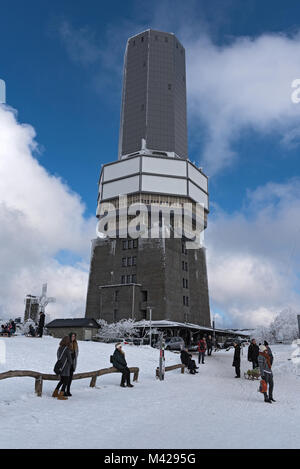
[
  {"xmin": 121, "ymin": 274, "xmax": 137, "ymax": 284},
  {"xmin": 183, "ymin": 278, "xmax": 189, "ymax": 289},
  {"xmin": 122, "ymin": 239, "xmax": 138, "ymax": 250},
  {"xmin": 122, "ymin": 256, "xmax": 137, "ymax": 267},
  {"xmin": 182, "ymin": 261, "xmax": 188, "ymax": 271},
  {"xmin": 183, "ymin": 296, "xmax": 189, "ymax": 306},
  {"xmin": 132, "ymin": 36, "xmax": 184, "ymax": 53}
]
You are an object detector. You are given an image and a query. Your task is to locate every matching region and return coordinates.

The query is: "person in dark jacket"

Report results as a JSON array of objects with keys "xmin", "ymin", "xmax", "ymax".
[
  {"xmin": 264, "ymin": 341, "xmax": 274, "ymax": 366},
  {"xmin": 37, "ymin": 312, "xmax": 45, "ymax": 338},
  {"xmin": 180, "ymin": 349, "xmax": 198, "ymax": 374},
  {"xmin": 52, "ymin": 336, "xmax": 73, "ymax": 400},
  {"xmin": 206, "ymin": 335, "xmax": 213, "ymax": 356},
  {"xmin": 112, "ymin": 343, "xmax": 133, "ymax": 388},
  {"xmin": 258, "ymin": 345, "xmax": 275, "ymax": 403},
  {"xmin": 232, "ymin": 341, "xmax": 241, "ymax": 378},
  {"xmin": 248, "ymin": 339, "xmax": 259, "ymax": 369},
  {"xmin": 66, "ymin": 332, "xmax": 79, "ymax": 397},
  {"xmin": 198, "ymin": 338, "xmax": 206, "ymax": 364}
]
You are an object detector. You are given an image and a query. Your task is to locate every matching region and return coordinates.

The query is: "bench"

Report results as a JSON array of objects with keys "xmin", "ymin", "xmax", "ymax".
[
  {"xmin": 0, "ymin": 366, "xmax": 139, "ymax": 397},
  {"xmin": 155, "ymin": 363, "xmax": 185, "ymax": 378}
]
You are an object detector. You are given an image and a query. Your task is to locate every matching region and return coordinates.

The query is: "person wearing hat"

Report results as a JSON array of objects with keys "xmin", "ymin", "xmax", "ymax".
[
  {"xmin": 258, "ymin": 345, "xmax": 275, "ymax": 403},
  {"xmin": 111, "ymin": 343, "xmax": 134, "ymax": 388},
  {"xmin": 232, "ymin": 340, "xmax": 241, "ymax": 378}
]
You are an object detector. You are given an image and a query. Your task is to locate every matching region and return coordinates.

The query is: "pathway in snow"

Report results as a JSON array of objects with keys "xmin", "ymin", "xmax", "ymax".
[{"xmin": 0, "ymin": 337, "xmax": 299, "ymax": 449}]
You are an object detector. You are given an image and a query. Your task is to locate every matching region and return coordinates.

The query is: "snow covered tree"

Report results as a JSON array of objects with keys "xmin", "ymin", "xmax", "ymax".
[
  {"xmin": 254, "ymin": 307, "xmax": 299, "ymax": 344},
  {"xmin": 97, "ymin": 319, "xmax": 140, "ymax": 340}
]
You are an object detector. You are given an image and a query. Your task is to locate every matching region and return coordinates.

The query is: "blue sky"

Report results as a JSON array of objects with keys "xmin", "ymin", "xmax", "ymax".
[
  {"xmin": 1, "ymin": 0, "xmax": 300, "ymax": 326},
  {"xmin": 1, "ymin": 0, "xmax": 299, "ymax": 214}
]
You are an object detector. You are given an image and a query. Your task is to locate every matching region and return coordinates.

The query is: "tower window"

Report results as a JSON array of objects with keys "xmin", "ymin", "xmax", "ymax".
[
  {"xmin": 168, "ymin": 84, "xmax": 172, "ymax": 90},
  {"xmin": 132, "ymin": 256, "xmax": 137, "ymax": 266},
  {"xmin": 126, "ymin": 275, "xmax": 131, "ymax": 283},
  {"xmin": 132, "ymin": 274, "xmax": 137, "ymax": 283},
  {"xmin": 165, "ymin": 37, "xmax": 168, "ymax": 43},
  {"xmin": 141, "ymin": 36, "xmax": 144, "ymax": 42},
  {"xmin": 122, "ymin": 257, "xmax": 126, "ymax": 267},
  {"xmin": 121, "ymin": 275, "xmax": 125, "ymax": 284}
]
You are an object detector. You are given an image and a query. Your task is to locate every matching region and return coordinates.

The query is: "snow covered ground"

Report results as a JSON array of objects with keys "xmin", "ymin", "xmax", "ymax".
[{"xmin": 0, "ymin": 336, "xmax": 299, "ymax": 449}]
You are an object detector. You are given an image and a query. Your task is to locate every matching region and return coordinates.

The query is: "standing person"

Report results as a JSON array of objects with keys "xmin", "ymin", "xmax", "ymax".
[
  {"xmin": 37, "ymin": 311, "xmax": 45, "ymax": 338},
  {"xmin": 247, "ymin": 338, "xmax": 259, "ymax": 369},
  {"xmin": 198, "ymin": 337, "xmax": 206, "ymax": 364},
  {"xmin": 52, "ymin": 336, "xmax": 73, "ymax": 400},
  {"xmin": 232, "ymin": 341, "xmax": 241, "ymax": 378},
  {"xmin": 206, "ymin": 335, "xmax": 213, "ymax": 356},
  {"xmin": 111, "ymin": 343, "xmax": 134, "ymax": 388},
  {"xmin": 258, "ymin": 345, "xmax": 275, "ymax": 403},
  {"xmin": 66, "ymin": 332, "xmax": 79, "ymax": 397},
  {"xmin": 264, "ymin": 341, "xmax": 274, "ymax": 365}
]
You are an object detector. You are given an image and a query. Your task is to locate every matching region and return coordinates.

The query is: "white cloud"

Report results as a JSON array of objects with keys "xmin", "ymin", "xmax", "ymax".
[
  {"xmin": 206, "ymin": 179, "xmax": 300, "ymax": 327},
  {"xmin": 0, "ymin": 105, "xmax": 95, "ymax": 320},
  {"xmin": 186, "ymin": 31, "xmax": 300, "ymax": 174}
]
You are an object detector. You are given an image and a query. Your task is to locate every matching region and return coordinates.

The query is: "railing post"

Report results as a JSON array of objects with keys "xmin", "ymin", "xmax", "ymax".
[{"xmin": 35, "ymin": 376, "xmax": 43, "ymax": 397}]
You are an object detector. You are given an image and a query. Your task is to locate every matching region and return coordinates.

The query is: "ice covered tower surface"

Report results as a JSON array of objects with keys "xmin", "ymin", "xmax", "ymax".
[{"xmin": 118, "ymin": 29, "xmax": 188, "ymax": 160}]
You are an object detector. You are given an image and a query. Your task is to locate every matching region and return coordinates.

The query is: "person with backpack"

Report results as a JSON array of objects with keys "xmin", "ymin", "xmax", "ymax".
[
  {"xmin": 52, "ymin": 336, "xmax": 73, "ymax": 400},
  {"xmin": 232, "ymin": 340, "xmax": 241, "ymax": 378},
  {"xmin": 258, "ymin": 345, "xmax": 275, "ymax": 403},
  {"xmin": 198, "ymin": 337, "xmax": 206, "ymax": 364},
  {"xmin": 66, "ymin": 332, "xmax": 79, "ymax": 397},
  {"xmin": 111, "ymin": 343, "xmax": 133, "ymax": 388},
  {"xmin": 248, "ymin": 338, "xmax": 259, "ymax": 369},
  {"xmin": 180, "ymin": 348, "xmax": 198, "ymax": 374}
]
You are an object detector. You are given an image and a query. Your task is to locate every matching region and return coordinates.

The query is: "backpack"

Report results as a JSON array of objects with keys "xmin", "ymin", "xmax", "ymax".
[{"xmin": 54, "ymin": 347, "xmax": 67, "ymax": 375}]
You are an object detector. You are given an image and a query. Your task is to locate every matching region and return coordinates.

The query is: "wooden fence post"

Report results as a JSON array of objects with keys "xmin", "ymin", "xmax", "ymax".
[{"xmin": 35, "ymin": 376, "xmax": 43, "ymax": 397}]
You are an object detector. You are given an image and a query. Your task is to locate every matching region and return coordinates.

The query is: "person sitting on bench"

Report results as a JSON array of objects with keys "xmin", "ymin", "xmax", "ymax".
[{"xmin": 180, "ymin": 348, "xmax": 198, "ymax": 374}]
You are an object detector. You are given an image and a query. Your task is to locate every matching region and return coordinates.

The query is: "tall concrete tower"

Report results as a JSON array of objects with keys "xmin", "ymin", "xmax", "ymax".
[
  {"xmin": 119, "ymin": 30, "xmax": 188, "ymax": 159},
  {"xmin": 85, "ymin": 30, "xmax": 210, "ymax": 327}
]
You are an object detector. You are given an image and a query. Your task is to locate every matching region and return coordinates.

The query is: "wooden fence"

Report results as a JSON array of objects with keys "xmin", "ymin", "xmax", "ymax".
[{"xmin": 0, "ymin": 366, "xmax": 139, "ymax": 397}]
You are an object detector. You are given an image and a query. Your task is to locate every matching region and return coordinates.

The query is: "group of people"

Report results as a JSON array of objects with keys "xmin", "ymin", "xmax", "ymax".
[
  {"xmin": 0, "ymin": 320, "xmax": 16, "ymax": 337},
  {"xmin": 180, "ymin": 335, "xmax": 214, "ymax": 374},
  {"xmin": 52, "ymin": 338, "xmax": 133, "ymax": 400},
  {"xmin": 233, "ymin": 338, "xmax": 275, "ymax": 404}
]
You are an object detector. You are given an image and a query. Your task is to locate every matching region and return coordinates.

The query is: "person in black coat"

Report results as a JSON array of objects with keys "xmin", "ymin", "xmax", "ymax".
[
  {"xmin": 206, "ymin": 335, "xmax": 213, "ymax": 356},
  {"xmin": 247, "ymin": 339, "xmax": 259, "ymax": 369},
  {"xmin": 232, "ymin": 341, "xmax": 241, "ymax": 378},
  {"xmin": 180, "ymin": 349, "xmax": 198, "ymax": 374},
  {"xmin": 52, "ymin": 336, "xmax": 73, "ymax": 399},
  {"xmin": 112, "ymin": 343, "xmax": 133, "ymax": 388},
  {"xmin": 37, "ymin": 312, "xmax": 45, "ymax": 338},
  {"xmin": 66, "ymin": 332, "xmax": 79, "ymax": 397}
]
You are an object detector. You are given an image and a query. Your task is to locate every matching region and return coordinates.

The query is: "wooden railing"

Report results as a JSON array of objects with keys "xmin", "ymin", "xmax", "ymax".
[
  {"xmin": 0, "ymin": 366, "xmax": 139, "ymax": 397},
  {"xmin": 155, "ymin": 363, "xmax": 185, "ymax": 378}
]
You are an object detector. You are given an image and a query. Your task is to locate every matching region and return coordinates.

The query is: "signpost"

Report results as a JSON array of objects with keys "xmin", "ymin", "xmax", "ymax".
[{"xmin": 158, "ymin": 337, "xmax": 165, "ymax": 381}]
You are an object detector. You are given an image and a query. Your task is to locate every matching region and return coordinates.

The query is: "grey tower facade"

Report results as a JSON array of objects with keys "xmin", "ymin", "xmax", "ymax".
[
  {"xmin": 119, "ymin": 30, "xmax": 188, "ymax": 160},
  {"xmin": 85, "ymin": 30, "xmax": 210, "ymax": 327}
]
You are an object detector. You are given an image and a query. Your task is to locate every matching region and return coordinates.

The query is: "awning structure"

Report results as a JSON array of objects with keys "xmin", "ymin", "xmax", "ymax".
[{"xmin": 133, "ymin": 320, "xmax": 250, "ymax": 339}]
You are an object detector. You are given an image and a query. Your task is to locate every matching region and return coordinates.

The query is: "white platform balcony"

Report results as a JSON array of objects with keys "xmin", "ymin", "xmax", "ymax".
[{"xmin": 98, "ymin": 154, "xmax": 209, "ymax": 211}]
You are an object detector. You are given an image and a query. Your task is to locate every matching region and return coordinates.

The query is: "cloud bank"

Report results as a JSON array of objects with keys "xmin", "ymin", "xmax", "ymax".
[{"xmin": 0, "ymin": 105, "xmax": 95, "ymax": 320}]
